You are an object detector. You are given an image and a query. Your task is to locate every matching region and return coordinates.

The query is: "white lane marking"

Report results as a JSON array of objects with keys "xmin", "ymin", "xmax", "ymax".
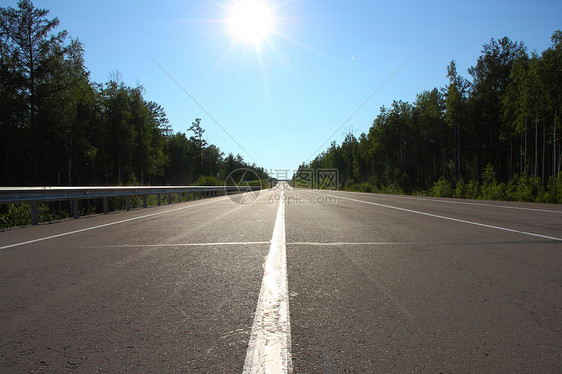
[
  {"xmin": 328, "ymin": 189, "xmax": 562, "ymax": 214},
  {"xmin": 81, "ymin": 242, "xmax": 271, "ymax": 248},
  {"xmin": 0, "ymin": 199, "xmax": 226, "ymax": 250},
  {"xmin": 289, "ymin": 242, "xmax": 414, "ymax": 246},
  {"xmin": 331, "ymin": 195, "xmax": 562, "ymax": 242},
  {"xmin": 243, "ymin": 188, "xmax": 292, "ymax": 374},
  {"xmin": 326, "ymin": 195, "xmax": 562, "ymax": 242}
]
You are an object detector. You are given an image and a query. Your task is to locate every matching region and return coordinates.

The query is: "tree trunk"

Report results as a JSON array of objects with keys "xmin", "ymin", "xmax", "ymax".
[
  {"xmin": 443, "ymin": 149, "xmax": 448, "ymax": 180},
  {"xmin": 68, "ymin": 153, "xmax": 72, "ymax": 186},
  {"xmin": 509, "ymin": 141, "xmax": 513, "ymax": 179},
  {"xmin": 457, "ymin": 122, "xmax": 460, "ymax": 180},
  {"xmin": 104, "ymin": 155, "xmax": 109, "ymax": 186},
  {"xmin": 452, "ymin": 129, "xmax": 457, "ymax": 180},
  {"xmin": 534, "ymin": 115, "xmax": 538, "ymax": 178},
  {"xmin": 118, "ymin": 157, "xmax": 121, "ymax": 185},
  {"xmin": 542, "ymin": 119, "xmax": 545, "ymax": 184},
  {"xmin": 554, "ymin": 111, "xmax": 557, "ymax": 177},
  {"xmin": 524, "ymin": 119, "xmax": 529, "ymax": 175},
  {"xmin": 475, "ymin": 152, "xmax": 479, "ymax": 182},
  {"xmin": 399, "ymin": 133, "xmax": 403, "ymax": 170},
  {"xmin": 520, "ymin": 132, "xmax": 523, "ymax": 177},
  {"xmin": 66, "ymin": 135, "xmax": 72, "ymax": 186},
  {"xmin": 433, "ymin": 153, "xmax": 437, "ymax": 180}
]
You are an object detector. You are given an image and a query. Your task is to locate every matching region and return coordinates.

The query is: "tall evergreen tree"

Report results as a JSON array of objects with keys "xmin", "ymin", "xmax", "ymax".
[{"xmin": 1, "ymin": 0, "xmax": 67, "ymax": 184}]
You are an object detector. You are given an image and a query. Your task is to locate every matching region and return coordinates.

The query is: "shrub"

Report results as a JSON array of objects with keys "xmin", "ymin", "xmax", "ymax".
[
  {"xmin": 430, "ymin": 177, "xmax": 453, "ymax": 197},
  {"xmin": 194, "ymin": 175, "xmax": 221, "ymax": 186},
  {"xmin": 464, "ymin": 179, "xmax": 481, "ymax": 200},
  {"xmin": 454, "ymin": 179, "xmax": 466, "ymax": 199},
  {"xmin": 0, "ymin": 204, "xmax": 31, "ymax": 229}
]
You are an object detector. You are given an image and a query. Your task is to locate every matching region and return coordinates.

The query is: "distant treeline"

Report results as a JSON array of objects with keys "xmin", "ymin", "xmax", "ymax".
[
  {"xmin": 0, "ymin": 0, "xmax": 268, "ymax": 187},
  {"xmin": 299, "ymin": 31, "xmax": 562, "ymax": 203}
]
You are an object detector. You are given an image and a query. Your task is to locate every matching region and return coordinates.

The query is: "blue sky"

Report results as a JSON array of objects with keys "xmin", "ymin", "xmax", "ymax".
[{"xmin": 13, "ymin": 0, "xmax": 562, "ymax": 174}]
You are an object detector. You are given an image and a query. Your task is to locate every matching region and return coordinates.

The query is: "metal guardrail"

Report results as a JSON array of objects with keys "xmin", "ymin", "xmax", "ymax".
[{"xmin": 0, "ymin": 185, "xmax": 259, "ymax": 225}]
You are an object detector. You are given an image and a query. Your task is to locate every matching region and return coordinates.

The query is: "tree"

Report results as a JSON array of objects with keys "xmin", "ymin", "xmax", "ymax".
[
  {"xmin": 101, "ymin": 79, "xmax": 135, "ymax": 185},
  {"xmin": 38, "ymin": 37, "xmax": 91, "ymax": 185},
  {"xmin": 540, "ymin": 31, "xmax": 562, "ymax": 177},
  {"xmin": 0, "ymin": 12, "xmax": 27, "ymax": 185},
  {"xmin": 1, "ymin": 0, "xmax": 67, "ymax": 184},
  {"xmin": 188, "ymin": 118, "xmax": 207, "ymax": 178},
  {"xmin": 444, "ymin": 60, "xmax": 470, "ymax": 180},
  {"xmin": 468, "ymin": 36, "xmax": 526, "ymax": 181},
  {"xmin": 412, "ymin": 89, "xmax": 448, "ymax": 186}
]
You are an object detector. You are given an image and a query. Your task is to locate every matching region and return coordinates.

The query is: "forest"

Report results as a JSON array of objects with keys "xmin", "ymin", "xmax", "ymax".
[
  {"xmin": 0, "ymin": 0, "xmax": 269, "ymax": 188},
  {"xmin": 299, "ymin": 31, "xmax": 562, "ymax": 203},
  {"xmin": 2, "ymin": 1, "xmax": 562, "ymax": 205}
]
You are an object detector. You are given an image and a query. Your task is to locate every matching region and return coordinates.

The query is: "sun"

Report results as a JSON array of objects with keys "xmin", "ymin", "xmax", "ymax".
[{"xmin": 227, "ymin": 0, "xmax": 275, "ymax": 46}]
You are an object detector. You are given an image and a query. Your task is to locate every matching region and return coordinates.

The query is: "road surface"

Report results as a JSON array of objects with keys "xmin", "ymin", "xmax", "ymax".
[{"xmin": 1, "ymin": 183, "xmax": 560, "ymax": 372}]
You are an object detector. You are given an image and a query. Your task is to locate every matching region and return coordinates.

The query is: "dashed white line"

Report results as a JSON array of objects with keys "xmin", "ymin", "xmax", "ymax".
[{"xmin": 243, "ymin": 187, "xmax": 292, "ymax": 374}]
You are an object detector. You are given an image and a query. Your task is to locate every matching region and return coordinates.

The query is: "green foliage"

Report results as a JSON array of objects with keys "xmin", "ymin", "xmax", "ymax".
[
  {"xmin": 194, "ymin": 175, "xmax": 221, "ymax": 186},
  {"xmin": 464, "ymin": 180, "xmax": 482, "ymax": 200},
  {"xmin": 430, "ymin": 178, "xmax": 453, "ymax": 198},
  {"xmin": 480, "ymin": 164, "xmax": 504, "ymax": 200},
  {"xmin": 0, "ymin": 202, "xmax": 75, "ymax": 229},
  {"xmin": 454, "ymin": 178, "xmax": 466, "ymax": 198},
  {"xmin": 543, "ymin": 175, "xmax": 562, "ymax": 203},
  {"xmin": 0, "ymin": 204, "xmax": 31, "ymax": 228}
]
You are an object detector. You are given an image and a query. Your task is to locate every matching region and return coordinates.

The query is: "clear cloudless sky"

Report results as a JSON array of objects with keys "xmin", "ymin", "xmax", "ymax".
[{"xmin": 7, "ymin": 0, "xmax": 562, "ymax": 176}]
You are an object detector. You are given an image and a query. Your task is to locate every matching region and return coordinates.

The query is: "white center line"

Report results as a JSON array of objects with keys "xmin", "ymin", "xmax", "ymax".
[{"xmin": 243, "ymin": 187, "xmax": 292, "ymax": 374}]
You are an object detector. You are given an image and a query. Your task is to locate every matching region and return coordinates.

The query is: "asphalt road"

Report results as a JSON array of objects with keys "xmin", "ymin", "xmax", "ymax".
[{"xmin": 0, "ymin": 184, "xmax": 560, "ymax": 373}]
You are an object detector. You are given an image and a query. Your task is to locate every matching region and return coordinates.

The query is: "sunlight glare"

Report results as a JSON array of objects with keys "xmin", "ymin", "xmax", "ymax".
[{"xmin": 228, "ymin": 0, "xmax": 274, "ymax": 45}]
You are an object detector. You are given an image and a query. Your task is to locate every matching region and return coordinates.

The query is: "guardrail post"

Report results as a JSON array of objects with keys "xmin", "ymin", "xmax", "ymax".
[
  {"xmin": 31, "ymin": 202, "xmax": 38, "ymax": 225},
  {"xmin": 126, "ymin": 196, "xmax": 130, "ymax": 211},
  {"xmin": 73, "ymin": 199, "xmax": 79, "ymax": 219},
  {"xmin": 168, "ymin": 193, "xmax": 172, "ymax": 204},
  {"xmin": 143, "ymin": 195, "xmax": 147, "ymax": 208},
  {"xmin": 178, "ymin": 192, "xmax": 182, "ymax": 202},
  {"xmin": 103, "ymin": 197, "xmax": 108, "ymax": 214},
  {"xmin": 157, "ymin": 194, "xmax": 161, "ymax": 206}
]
